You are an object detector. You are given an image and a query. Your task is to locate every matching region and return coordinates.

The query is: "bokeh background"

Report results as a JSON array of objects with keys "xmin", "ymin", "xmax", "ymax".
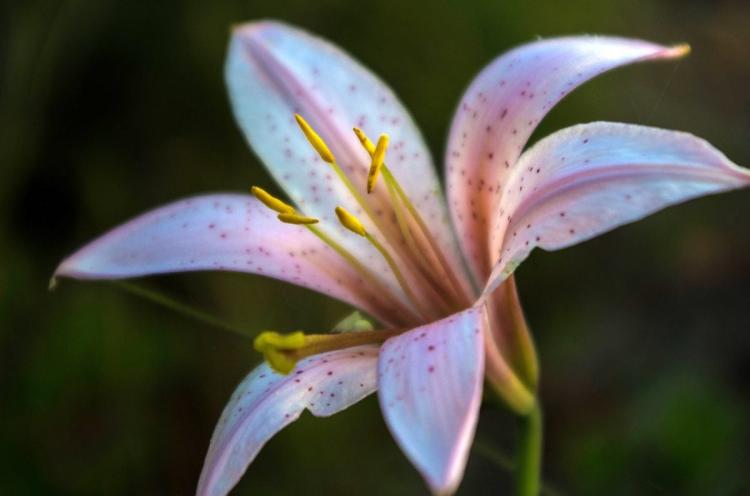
[{"xmin": 2, "ymin": 0, "xmax": 750, "ymax": 494}]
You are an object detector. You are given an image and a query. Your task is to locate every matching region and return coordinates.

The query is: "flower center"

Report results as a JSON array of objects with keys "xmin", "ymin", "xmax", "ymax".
[{"xmin": 250, "ymin": 114, "xmax": 476, "ymax": 371}]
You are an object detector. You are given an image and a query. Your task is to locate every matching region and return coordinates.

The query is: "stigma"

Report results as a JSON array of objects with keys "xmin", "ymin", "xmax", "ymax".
[{"xmin": 255, "ymin": 329, "xmax": 398, "ymax": 374}]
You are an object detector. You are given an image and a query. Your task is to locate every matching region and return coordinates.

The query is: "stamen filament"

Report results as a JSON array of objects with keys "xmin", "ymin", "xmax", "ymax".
[
  {"xmin": 383, "ymin": 177, "xmax": 457, "ymax": 314},
  {"xmin": 354, "ymin": 127, "xmax": 472, "ymax": 301},
  {"xmin": 329, "ymin": 159, "xmax": 380, "ymax": 225},
  {"xmin": 365, "ymin": 232, "xmax": 429, "ymax": 321},
  {"xmin": 255, "ymin": 328, "xmax": 400, "ymax": 374},
  {"xmin": 294, "ymin": 116, "xmax": 383, "ymax": 236},
  {"xmin": 335, "ymin": 206, "xmax": 429, "ymax": 320},
  {"xmin": 250, "ymin": 180, "xmax": 419, "ymax": 324},
  {"xmin": 382, "ymin": 165, "xmax": 475, "ymax": 305},
  {"xmin": 303, "ymin": 223, "xmax": 421, "ymax": 324},
  {"xmin": 295, "ymin": 120, "xmax": 435, "ymax": 313}
]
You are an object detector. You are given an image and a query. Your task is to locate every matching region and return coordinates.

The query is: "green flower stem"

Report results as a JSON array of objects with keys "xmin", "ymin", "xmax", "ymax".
[
  {"xmin": 473, "ymin": 439, "xmax": 561, "ymax": 496},
  {"xmin": 516, "ymin": 401, "xmax": 543, "ymax": 496}
]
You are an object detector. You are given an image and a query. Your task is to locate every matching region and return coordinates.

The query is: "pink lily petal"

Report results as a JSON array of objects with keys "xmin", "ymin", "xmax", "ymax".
[
  {"xmin": 54, "ymin": 194, "xmax": 405, "ymax": 325},
  {"xmin": 485, "ymin": 122, "xmax": 750, "ymax": 293},
  {"xmin": 446, "ymin": 35, "xmax": 689, "ymax": 281},
  {"xmin": 378, "ymin": 306, "xmax": 486, "ymax": 494},
  {"xmin": 227, "ymin": 21, "xmax": 469, "ymax": 292},
  {"xmin": 197, "ymin": 345, "xmax": 379, "ymax": 496}
]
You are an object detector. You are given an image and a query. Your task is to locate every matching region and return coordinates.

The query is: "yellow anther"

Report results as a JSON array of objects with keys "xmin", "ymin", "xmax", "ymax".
[
  {"xmin": 251, "ymin": 186, "xmax": 295, "ymax": 214},
  {"xmin": 277, "ymin": 212, "xmax": 319, "ymax": 225},
  {"xmin": 335, "ymin": 206, "xmax": 367, "ymax": 237},
  {"xmin": 353, "ymin": 127, "xmax": 376, "ymax": 155},
  {"xmin": 254, "ymin": 331, "xmax": 307, "ymax": 374},
  {"xmin": 367, "ymin": 134, "xmax": 389, "ymax": 193},
  {"xmin": 294, "ymin": 114, "xmax": 335, "ymax": 164}
]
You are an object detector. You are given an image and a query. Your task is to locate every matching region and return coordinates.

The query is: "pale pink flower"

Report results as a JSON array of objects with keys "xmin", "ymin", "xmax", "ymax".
[{"xmin": 54, "ymin": 21, "xmax": 750, "ymax": 495}]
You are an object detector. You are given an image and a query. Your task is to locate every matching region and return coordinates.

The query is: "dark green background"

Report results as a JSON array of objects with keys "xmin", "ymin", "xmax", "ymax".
[{"xmin": 2, "ymin": 0, "xmax": 749, "ymax": 494}]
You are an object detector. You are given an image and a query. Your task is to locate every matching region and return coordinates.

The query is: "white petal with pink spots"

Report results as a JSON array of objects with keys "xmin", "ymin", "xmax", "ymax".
[{"xmin": 197, "ymin": 345, "xmax": 379, "ymax": 496}]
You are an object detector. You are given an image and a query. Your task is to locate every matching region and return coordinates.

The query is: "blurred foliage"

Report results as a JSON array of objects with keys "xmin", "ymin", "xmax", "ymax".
[{"xmin": 2, "ymin": 0, "xmax": 749, "ymax": 494}]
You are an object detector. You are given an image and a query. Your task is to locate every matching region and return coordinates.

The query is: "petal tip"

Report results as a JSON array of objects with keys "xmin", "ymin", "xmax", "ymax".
[
  {"xmin": 666, "ymin": 42, "xmax": 691, "ymax": 58},
  {"xmin": 425, "ymin": 466, "xmax": 465, "ymax": 496},
  {"xmin": 229, "ymin": 19, "xmax": 288, "ymax": 41},
  {"xmin": 50, "ymin": 257, "xmax": 74, "ymax": 283},
  {"xmin": 378, "ymin": 309, "xmax": 485, "ymax": 496},
  {"xmin": 50, "ymin": 253, "xmax": 101, "ymax": 287},
  {"xmin": 51, "ymin": 252, "xmax": 94, "ymax": 282}
]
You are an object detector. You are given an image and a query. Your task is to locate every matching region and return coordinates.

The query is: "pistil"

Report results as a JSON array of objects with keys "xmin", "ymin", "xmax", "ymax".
[{"xmin": 254, "ymin": 328, "xmax": 400, "ymax": 374}]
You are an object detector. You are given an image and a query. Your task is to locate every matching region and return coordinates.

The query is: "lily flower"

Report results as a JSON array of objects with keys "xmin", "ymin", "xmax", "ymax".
[{"xmin": 53, "ymin": 20, "xmax": 750, "ymax": 496}]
